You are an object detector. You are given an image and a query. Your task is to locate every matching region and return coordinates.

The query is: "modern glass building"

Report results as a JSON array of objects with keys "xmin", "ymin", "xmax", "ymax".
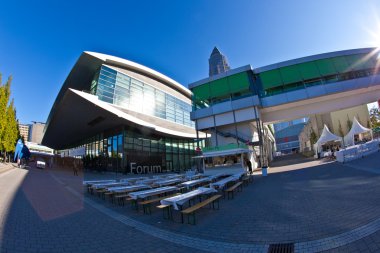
[{"xmin": 42, "ymin": 52, "xmax": 204, "ymax": 173}]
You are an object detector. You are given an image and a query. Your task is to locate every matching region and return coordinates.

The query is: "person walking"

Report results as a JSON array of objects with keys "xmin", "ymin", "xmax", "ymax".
[
  {"xmin": 73, "ymin": 159, "xmax": 79, "ymax": 176},
  {"xmin": 245, "ymin": 158, "xmax": 252, "ymax": 175}
]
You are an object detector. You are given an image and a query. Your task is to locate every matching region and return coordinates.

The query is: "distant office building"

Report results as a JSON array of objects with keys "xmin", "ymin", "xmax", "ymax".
[
  {"xmin": 209, "ymin": 47, "xmax": 230, "ymax": 77},
  {"xmin": 273, "ymin": 118, "xmax": 308, "ymax": 133},
  {"xmin": 18, "ymin": 123, "xmax": 30, "ymax": 141},
  {"xmin": 273, "ymin": 118, "xmax": 307, "ymax": 153},
  {"xmin": 275, "ymin": 123, "xmax": 306, "ymax": 154},
  {"xmin": 29, "ymin": 122, "xmax": 46, "ymax": 144}
]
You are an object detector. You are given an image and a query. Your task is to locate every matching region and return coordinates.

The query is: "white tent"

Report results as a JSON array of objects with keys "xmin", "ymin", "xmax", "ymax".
[
  {"xmin": 343, "ymin": 117, "xmax": 373, "ymax": 146},
  {"xmin": 314, "ymin": 125, "xmax": 342, "ymax": 156}
]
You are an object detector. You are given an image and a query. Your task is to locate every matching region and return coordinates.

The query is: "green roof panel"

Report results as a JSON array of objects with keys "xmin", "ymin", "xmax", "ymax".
[
  {"xmin": 210, "ymin": 77, "xmax": 230, "ymax": 97},
  {"xmin": 346, "ymin": 54, "xmax": 376, "ymax": 71},
  {"xmin": 192, "ymin": 83, "xmax": 210, "ymax": 101},
  {"xmin": 332, "ymin": 56, "xmax": 350, "ymax": 73},
  {"xmin": 279, "ymin": 65, "xmax": 303, "ymax": 84},
  {"xmin": 260, "ymin": 69, "xmax": 283, "ymax": 89},
  {"xmin": 315, "ymin": 58, "xmax": 337, "ymax": 76},
  {"xmin": 228, "ymin": 72, "xmax": 251, "ymax": 93},
  {"xmin": 298, "ymin": 61, "xmax": 320, "ymax": 80}
]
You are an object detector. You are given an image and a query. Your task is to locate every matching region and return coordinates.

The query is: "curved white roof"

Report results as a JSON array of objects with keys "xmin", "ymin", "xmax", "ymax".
[{"xmin": 84, "ymin": 51, "xmax": 191, "ymax": 97}]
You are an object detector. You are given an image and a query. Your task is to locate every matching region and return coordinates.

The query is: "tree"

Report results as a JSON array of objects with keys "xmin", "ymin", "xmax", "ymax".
[
  {"xmin": 369, "ymin": 107, "xmax": 380, "ymax": 128},
  {"xmin": 338, "ymin": 120, "xmax": 344, "ymax": 137},
  {"xmin": 310, "ymin": 128, "xmax": 318, "ymax": 147},
  {"xmin": 0, "ymin": 75, "xmax": 11, "ymax": 150},
  {"xmin": 3, "ymin": 99, "xmax": 19, "ymax": 153},
  {"xmin": 346, "ymin": 114, "xmax": 352, "ymax": 132},
  {"xmin": 0, "ymin": 75, "xmax": 18, "ymax": 162}
]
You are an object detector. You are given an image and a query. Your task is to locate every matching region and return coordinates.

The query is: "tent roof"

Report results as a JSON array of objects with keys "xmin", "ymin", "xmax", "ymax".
[
  {"xmin": 346, "ymin": 117, "xmax": 371, "ymax": 136},
  {"xmin": 316, "ymin": 125, "xmax": 342, "ymax": 145}
]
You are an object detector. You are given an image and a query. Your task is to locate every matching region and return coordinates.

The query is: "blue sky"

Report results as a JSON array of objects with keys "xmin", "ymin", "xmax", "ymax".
[{"xmin": 1, "ymin": 0, "xmax": 380, "ymax": 123}]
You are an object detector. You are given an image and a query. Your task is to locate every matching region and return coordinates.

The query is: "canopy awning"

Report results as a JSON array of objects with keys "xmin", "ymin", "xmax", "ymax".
[
  {"xmin": 344, "ymin": 117, "xmax": 372, "ymax": 146},
  {"xmin": 316, "ymin": 124, "xmax": 342, "ymax": 145}
]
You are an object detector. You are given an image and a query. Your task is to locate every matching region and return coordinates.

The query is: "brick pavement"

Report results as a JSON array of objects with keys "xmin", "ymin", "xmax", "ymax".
[
  {"xmin": 0, "ymin": 167, "xmax": 208, "ymax": 253},
  {"xmin": 84, "ymin": 159, "xmax": 380, "ymax": 244},
  {"xmin": 2, "ymin": 153, "xmax": 380, "ymax": 252},
  {"xmin": 0, "ymin": 163, "xmax": 14, "ymax": 175}
]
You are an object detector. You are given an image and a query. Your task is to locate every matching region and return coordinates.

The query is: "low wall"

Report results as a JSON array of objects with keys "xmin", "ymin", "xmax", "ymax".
[{"xmin": 336, "ymin": 140, "xmax": 380, "ymax": 163}]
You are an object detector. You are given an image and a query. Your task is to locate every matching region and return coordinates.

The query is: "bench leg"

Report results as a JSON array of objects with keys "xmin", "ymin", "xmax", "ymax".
[
  {"xmin": 162, "ymin": 206, "xmax": 172, "ymax": 220},
  {"xmin": 187, "ymin": 212, "xmax": 196, "ymax": 225},
  {"xmin": 212, "ymin": 199, "xmax": 220, "ymax": 210},
  {"xmin": 143, "ymin": 204, "xmax": 151, "ymax": 215},
  {"xmin": 131, "ymin": 199, "xmax": 137, "ymax": 210}
]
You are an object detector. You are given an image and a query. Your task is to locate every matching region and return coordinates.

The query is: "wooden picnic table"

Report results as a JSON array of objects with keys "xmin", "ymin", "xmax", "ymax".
[
  {"xmin": 108, "ymin": 184, "xmax": 151, "ymax": 193},
  {"xmin": 179, "ymin": 177, "xmax": 211, "ymax": 190},
  {"xmin": 91, "ymin": 182, "xmax": 129, "ymax": 189},
  {"xmin": 154, "ymin": 178, "xmax": 183, "ymax": 187},
  {"xmin": 83, "ymin": 180, "xmax": 116, "ymax": 186},
  {"xmin": 160, "ymin": 187, "xmax": 217, "ymax": 210},
  {"xmin": 210, "ymin": 176, "xmax": 239, "ymax": 190},
  {"xmin": 128, "ymin": 186, "xmax": 178, "ymax": 200}
]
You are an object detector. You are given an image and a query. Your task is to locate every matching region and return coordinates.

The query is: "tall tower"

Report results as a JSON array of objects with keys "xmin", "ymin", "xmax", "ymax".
[{"xmin": 208, "ymin": 47, "xmax": 230, "ymax": 77}]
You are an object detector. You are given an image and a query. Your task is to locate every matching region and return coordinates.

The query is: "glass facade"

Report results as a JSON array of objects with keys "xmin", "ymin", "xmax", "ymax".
[
  {"xmin": 79, "ymin": 65, "xmax": 202, "ymax": 173},
  {"xmin": 91, "ymin": 65, "xmax": 195, "ymax": 128},
  {"xmin": 75, "ymin": 129, "xmax": 203, "ymax": 173}
]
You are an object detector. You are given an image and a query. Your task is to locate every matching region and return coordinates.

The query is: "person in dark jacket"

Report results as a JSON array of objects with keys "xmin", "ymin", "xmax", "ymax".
[{"xmin": 245, "ymin": 158, "xmax": 252, "ymax": 175}]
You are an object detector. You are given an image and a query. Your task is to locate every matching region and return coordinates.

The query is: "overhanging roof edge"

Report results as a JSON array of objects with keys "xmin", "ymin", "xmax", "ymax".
[{"xmin": 254, "ymin": 47, "xmax": 377, "ymax": 73}]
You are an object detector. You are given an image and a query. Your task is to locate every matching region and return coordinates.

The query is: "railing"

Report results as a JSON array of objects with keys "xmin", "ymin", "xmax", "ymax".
[
  {"xmin": 215, "ymin": 130, "xmax": 251, "ymax": 144},
  {"xmin": 202, "ymin": 143, "xmax": 249, "ymax": 153}
]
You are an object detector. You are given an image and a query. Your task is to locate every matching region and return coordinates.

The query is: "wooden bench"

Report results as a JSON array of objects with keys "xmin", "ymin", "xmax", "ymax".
[
  {"xmin": 138, "ymin": 193, "xmax": 180, "ymax": 214},
  {"xmin": 242, "ymin": 175, "xmax": 253, "ymax": 186},
  {"xmin": 95, "ymin": 188, "xmax": 107, "ymax": 198},
  {"xmin": 103, "ymin": 191, "xmax": 115, "ymax": 202},
  {"xmin": 114, "ymin": 194, "xmax": 131, "ymax": 206},
  {"xmin": 157, "ymin": 204, "xmax": 172, "ymax": 220},
  {"xmin": 181, "ymin": 194, "xmax": 222, "ymax": 225},
  {"xmin": 224, "ymin": 182, "xmax": 243, "ymax": 199},
  {"xmin": 242, "ymin": 176, "xmax": 249, "ymax": 186}
]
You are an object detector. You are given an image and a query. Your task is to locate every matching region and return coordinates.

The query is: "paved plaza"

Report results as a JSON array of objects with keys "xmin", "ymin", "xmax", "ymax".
[{"xmin": 1, "ymin": 153, "xmax": 380, "ymax": 252}]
